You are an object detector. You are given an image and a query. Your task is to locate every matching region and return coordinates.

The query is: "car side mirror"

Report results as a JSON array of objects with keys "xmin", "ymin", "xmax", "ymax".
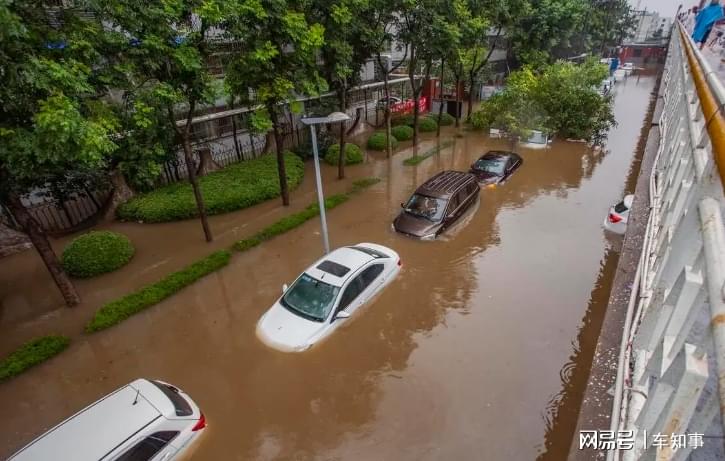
[
  {"xmin": 282, "ymin": 283, "xmax": 288, "ymax": 293},
  {"xmin": 400, "ymin": 202, "xmax": 405, "ymax": 208},
  {"xmin": 335, "ymin": 311, "xmax": 351, "ymax": 320}
]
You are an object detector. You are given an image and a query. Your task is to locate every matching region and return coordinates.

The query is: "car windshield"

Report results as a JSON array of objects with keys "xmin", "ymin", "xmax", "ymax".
[
  {"xmin": 474, "ymin": 157, "xmax": 507, "ymax": 175},
  {"xmin": 281, "ymin": 273, "xmax": 340, "ymax": 322},
  {"xmin": 614, "ymin": 201, "xmax": 629, "ymax": 213},
  {"xmin": 404, "ymin": 194, "xmax": 448, "ymax": 222}
]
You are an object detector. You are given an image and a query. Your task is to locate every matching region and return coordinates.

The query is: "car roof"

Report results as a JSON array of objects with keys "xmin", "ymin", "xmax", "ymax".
[
  {"xmin": 306, "ymin": 247, "xmax": 376, "ymax": 287},
  {"xmin": 9, "ymin": 379, "xmax": 170, "ymax": 461},
  {"xmin": 415, "ymin": 170, "xmax": 477, "ymax": 199}
]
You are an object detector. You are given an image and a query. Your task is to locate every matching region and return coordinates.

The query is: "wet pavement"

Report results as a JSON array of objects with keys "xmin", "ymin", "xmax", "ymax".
[{"xmin": 0, "ymin": 73, "xmax": 657, "ymax": 460}]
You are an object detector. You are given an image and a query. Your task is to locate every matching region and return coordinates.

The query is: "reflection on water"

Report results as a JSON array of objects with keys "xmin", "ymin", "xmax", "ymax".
[{"xmin": 0, "ymin": 73, "xmax": 658, "ymax": 460}]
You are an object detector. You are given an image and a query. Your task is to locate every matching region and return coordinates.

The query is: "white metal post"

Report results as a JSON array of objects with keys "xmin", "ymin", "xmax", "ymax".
[{"xmin": 309, "ymin": 125, "xmax": 330, "ymax": 254}]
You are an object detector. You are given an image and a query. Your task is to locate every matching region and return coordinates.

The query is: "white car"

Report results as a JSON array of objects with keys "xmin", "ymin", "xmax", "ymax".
[
  {"xmin": 9, "ymin": 379, "xmax": 205, "ymax": 461},
  {"xmin": 376, "ymin": 96, "xmax": 402, "ymax": 110},
  {"xmin": 257, "ymin": 243, "xmax": 401, "ymax": 352},
  {"xmin": 603, "ymin": 194, "xmax": 634, "ymax": 235},
  {"xmin": 621, "ymin": 62, "xmax": 634, "ymax": 74}
]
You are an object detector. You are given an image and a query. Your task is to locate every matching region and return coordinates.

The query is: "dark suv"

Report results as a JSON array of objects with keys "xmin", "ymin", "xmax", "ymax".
[{"xmin": 393, "ymin": 170, "xmax": 480, "ymax": 240}]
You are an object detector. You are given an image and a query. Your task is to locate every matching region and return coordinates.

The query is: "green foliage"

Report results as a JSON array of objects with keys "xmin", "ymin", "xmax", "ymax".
[
  {"xmin": 471, "ymin": 59, "xmax": 614, "ymax": 142},
  {"xmin": 367, "ymin": 132, "xmax": 399, "ymax": 151},
  {"xmin": 235, "ymin": 178, "xmax": 380, "ymax": 251},
  {"xmin": 418, "ymin": 117, "xmax": 438, "ymax": 132},
  {"xmin": 0, "ymin": 336, "xmax": 70, "ymax": 382},
  {"xmin": 118, "ymin": 152, "xmax": 304, "ymax": 222},
  {"xmin": 391, "ymin": 125, "xmax": 414, "ymax": 141},
  {"xmin": 435, "ymin": 112, "xmax": 455, "ymax": 126},
  {"xmin": 62, "ymin": 231, "xmax": 135, "ymax": 278},
  {"xmin": 403, "ymin": 140, "xmax": 454, "ymax": 165},
  {"xmin": 392, "ymin": 114, "xmax": 415, "ymax": 126},
  {"xmin": 86, "ymin": 250, "xmax": 232, "ymax": 333},
  {"xmin": 324, "ymin": 143, "xmax": 363, "ymax": 165}
]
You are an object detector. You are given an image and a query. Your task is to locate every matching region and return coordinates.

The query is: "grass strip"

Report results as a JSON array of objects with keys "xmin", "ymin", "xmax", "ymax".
[
  {"xmin": 0, "ymin": 335, "xmax": 70, "ymax": 382},
  {"xmin": 235, "ymin": 177, "xmax": 381, "ymax": 252},
  {"xmin": 86, "ymin": 250, "xmax": 232, "ymax": 333},
  {"xmin": 403, "ymin": 140, "xmax": 455, "ymax": 166}
]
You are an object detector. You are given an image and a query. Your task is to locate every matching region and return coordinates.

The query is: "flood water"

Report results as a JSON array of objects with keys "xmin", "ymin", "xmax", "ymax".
[{"xmin": 0, "ymin": 73, "xmax": 657, "ymax": 460}]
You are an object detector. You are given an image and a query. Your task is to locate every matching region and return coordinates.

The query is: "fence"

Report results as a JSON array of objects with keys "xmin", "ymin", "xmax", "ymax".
[{"xmin": 606, "ymin": 23, "xmax": 725, "ymax": 460}]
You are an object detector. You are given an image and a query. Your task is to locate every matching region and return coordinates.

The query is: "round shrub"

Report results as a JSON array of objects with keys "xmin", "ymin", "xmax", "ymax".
[
  {"xmin": 418, "ymin": 117, "xmax": 438, "ymax": 132},
  {"xmin": 391, "ymin": 125, "xmax": 414, "ymax": 141},
  {"xmin": 367, "ymin": 132, "xmax": 399, "ymax": 151},
  {"xmin": 392, "ymin": 114, "xmax": 414, "ymax": 127},
  {"xmin": 434, "ymin": 112, "xmax": 455, "ymax": 126},
  {"xmin": 324, "ymin": 143, "xmax": 364, "ymax": 165},
  {"xmin": 62, "ymin": 231, "xmax": 135, "ymax": 278}
]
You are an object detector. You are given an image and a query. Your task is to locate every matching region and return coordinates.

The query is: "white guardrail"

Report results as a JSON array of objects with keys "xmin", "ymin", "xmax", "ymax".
[{"xmin": 606, "ymin": 24, "xmax": 725, "ymax": 461}]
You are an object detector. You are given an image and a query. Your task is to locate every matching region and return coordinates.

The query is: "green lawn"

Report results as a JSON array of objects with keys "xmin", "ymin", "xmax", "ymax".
[{"xmin": 118, "ymin": 152, "xmax": 305, "ymax": 222}]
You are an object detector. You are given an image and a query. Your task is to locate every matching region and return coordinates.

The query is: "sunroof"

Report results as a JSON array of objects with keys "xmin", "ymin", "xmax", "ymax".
[{"xmin": 316, "ymin": 260, "xmax": 351, "ymax": 277}]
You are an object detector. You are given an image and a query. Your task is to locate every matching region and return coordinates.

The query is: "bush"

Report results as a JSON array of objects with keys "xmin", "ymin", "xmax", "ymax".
[
  {"xmin": 391, "ymin": 125, "xmax": 414, "ymax": 141},
  {"xmin": 118, "ymin": 152, "xmax": 304, "ymax": 223},
  {"xmin": 324, "ymin": 143, "xmax": 364, "ymax": 166},
  {"xmin": 367, "ymin": 132, "xmax": 399, "ymax": 151},
  {"xmin": 0, "ymin": 335, "xmax": 70, "ymax": 382},
  {"xmin": 433, "ymin": 112, "xmax": 455, "ymax": 126},
  {"xmin": 235, "ymin": 178, "xmax": 380, "ymax": 252},
  {"xmin": 86, "ymin": 250, "xmax": 231, "ymax": 332},
  {"xmin": 62, "ymin": 231, "xmax": 135, "ymax": 278},
  {"xmin": 418, "ymin": 117, "xmax": 438, "ymax": 132},
  {"xmin": 391, "ymin": 114, "xmax": 415, "ymax": 126}
]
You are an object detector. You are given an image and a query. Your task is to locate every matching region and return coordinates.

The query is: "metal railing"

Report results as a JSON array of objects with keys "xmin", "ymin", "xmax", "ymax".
[{"xmin": 607, "ymin": 23, "xmax": 725, "ymax": 460}]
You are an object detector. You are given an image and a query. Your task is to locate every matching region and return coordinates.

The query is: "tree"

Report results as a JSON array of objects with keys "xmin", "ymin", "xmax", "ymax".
[
  {"xmin": 312, "ymin": 0, "xmax": 377, "ymax": 179},
  {"xmin": 225, "ymin": 0, "xmax": 326, "ymax": 205},
  {"xmin": 0, "ymin": 2, "xmax": 118, "ymax": 306},
  {"xmin": 397, "ymin": 0, "xmax": 456, "ymax": 146},
  {"xmin": 94, "ymin": 0, "xmax": 234, "ymax": 242},
  {"xmin": 369, "ymin": 0, "xmax": 406, "ymax": 157},
  {"xmin": 471, "ymin": 59, "xmax": 615, "ymax": 142}
]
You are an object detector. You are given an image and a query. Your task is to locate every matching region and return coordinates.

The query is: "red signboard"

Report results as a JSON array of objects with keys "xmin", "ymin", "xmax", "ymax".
[{"xmin": 390, "ymin": 96, "xmax": 428, "ymax": 114}]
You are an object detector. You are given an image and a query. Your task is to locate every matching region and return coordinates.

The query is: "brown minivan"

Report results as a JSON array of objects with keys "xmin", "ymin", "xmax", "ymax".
[{"xmin": 393, "ymin": 170, "xmax": 480, "ymax": 239}]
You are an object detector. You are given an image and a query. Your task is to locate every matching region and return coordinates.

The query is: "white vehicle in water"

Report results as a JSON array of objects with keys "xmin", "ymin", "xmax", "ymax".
[
  {"xmin": 519, "ymin": 130, "xmax": 552, "ymax": 149},
  {"xmin": 257, "ymin": 243, "xmax": 401, "ymax": 352},
  {"xmin": 603, "ymin": 194, "xmax": 634, "ymax": 235},
  {"xmin": 9, "ymin": 379, "xmax": 206, "ymax": 461}
]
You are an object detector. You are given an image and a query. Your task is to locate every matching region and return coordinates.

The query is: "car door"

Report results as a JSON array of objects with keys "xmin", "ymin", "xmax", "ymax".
[{"xmin": 332, "ymin": 263, "xmax": 385, "ymax": 319}]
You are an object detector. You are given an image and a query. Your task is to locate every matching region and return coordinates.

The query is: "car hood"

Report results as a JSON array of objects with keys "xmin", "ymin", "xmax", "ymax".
[
  {"xmin": 469, "ymin": 169, "xmax": 500, "ymax": 184},
  {"xmin": 256, "ymin": 301, "xmax": 328, "ymax": 352},
  {"xmin": 393, "ymin": 212, "xmax": 441, "ymax": 238}
]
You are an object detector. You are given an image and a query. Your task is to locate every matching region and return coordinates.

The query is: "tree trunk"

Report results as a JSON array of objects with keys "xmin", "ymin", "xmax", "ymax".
[
  {"xmin": 262, "ymin": 130, "xmax": 275, "ymax": 154},
  {"xmin": 437, "ymin": 58, "xmax": 445, "ymax": 137},
  {"xmin": 104, "ymin": 167, "xmax": 134, "ymax": 221},
  {"xmin": 412, "ymin": 94, "xmax": 420, "ymax": 146},
  {"xmin": 455, "ymin": 78, "xmax": 462, "ymax": 128},
  {"xmin": 467, "ymin": 75, "xmax": 475, "ymax": 120},
  {"xmin": 383, "ymin": 71, "xmax": 393, "ymax": 158},
  {"xmin": 338, "ymin": 86, "xmax": 347, "ymax": 180},
  {"xmin": 182, "ymin": 137, "xmax": 213, "ymax": 242},
  {"xmin": 196, "ymin": 146, "xmax": 221, "ymax": 176},
  {"xmin": 231, "ymin": 115, "xmax": 242, "ymax": 161},
  {"xmin": 5, "ymin": 192, "xmax": 80, "ymax": 306},
  {"xmin": 409, "ymin": 47, "xmax": 420, "ymax": 146},
  {"xmin": 269, "ymin": 107, "xmax": 290, "ymax": 206}
]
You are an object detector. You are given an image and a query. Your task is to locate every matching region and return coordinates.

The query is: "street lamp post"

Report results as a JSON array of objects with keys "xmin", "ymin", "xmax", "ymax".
[{"xmin": 301, "ymin": 111, "xmax": 351, "ymax": 254}]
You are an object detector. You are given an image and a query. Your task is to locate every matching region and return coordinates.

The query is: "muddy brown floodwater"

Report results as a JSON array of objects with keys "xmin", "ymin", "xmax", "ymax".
[{"xmin": 0, "ymin": 73, "xmax": 656, "ymax": 460}]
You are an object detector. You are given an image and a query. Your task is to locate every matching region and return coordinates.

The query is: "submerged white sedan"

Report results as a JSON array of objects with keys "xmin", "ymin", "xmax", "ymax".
[{"xmin": 256, "ymin": 243, "xmax": 401, "ymax": 352}]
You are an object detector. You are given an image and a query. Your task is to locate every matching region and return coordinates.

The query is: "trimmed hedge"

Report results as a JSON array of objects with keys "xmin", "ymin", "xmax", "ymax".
[
  {"xmin": 433, "ymin": 112, "xmax": 455, "ymax": 126},
  {"xmin": 62, "ymin": 231, "xmax": 135, "ymax": 278},
  {"xmin": 86, "ymin": 250, "xmax": 232, "ymax": 333},
  {"xmin": 418, "ymin": 117, "xmax": 438, "ymax": 132},
  {"xmin": 403, "ymin": 140, "xmax": 455, "ymax": 166},
  {"xmin": 367, "ymin": 132, "xmax": 399, "ymax": 151},
  {"xmin": 391, "ymin": 125, "xmax": 414, "ymax": 141},
  {"xmin": 324, "ymin": 143, "xmax": 364, "ymax": 166},
  {"xmin": 235, "ymin": 178, "xmax": 381, "ymax": 252},
  {"xmin": 117, "ymin": 152, "xmax": 304, "ymax": 223},
  {"xmin": 391, "ymin": 114, "xmax": 415, "ymax": 126},
  {"xmin": 0, "ymin": 335, "xmax": 70, "ymax": 382}
]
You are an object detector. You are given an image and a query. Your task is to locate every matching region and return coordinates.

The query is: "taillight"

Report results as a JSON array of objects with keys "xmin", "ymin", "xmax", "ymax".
[
  {"xmin": 608, "ymin": 213, "xmax": 622, "ymax": 223},
  {"xmin": 192, "ymin": 413, "xmax": 206, "ymax": 432}
]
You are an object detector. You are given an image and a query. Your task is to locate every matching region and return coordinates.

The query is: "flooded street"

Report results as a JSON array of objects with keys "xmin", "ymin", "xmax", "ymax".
[{"xmin": 0, "ymin": 74, "xmax": 656, "ymax": 460}]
